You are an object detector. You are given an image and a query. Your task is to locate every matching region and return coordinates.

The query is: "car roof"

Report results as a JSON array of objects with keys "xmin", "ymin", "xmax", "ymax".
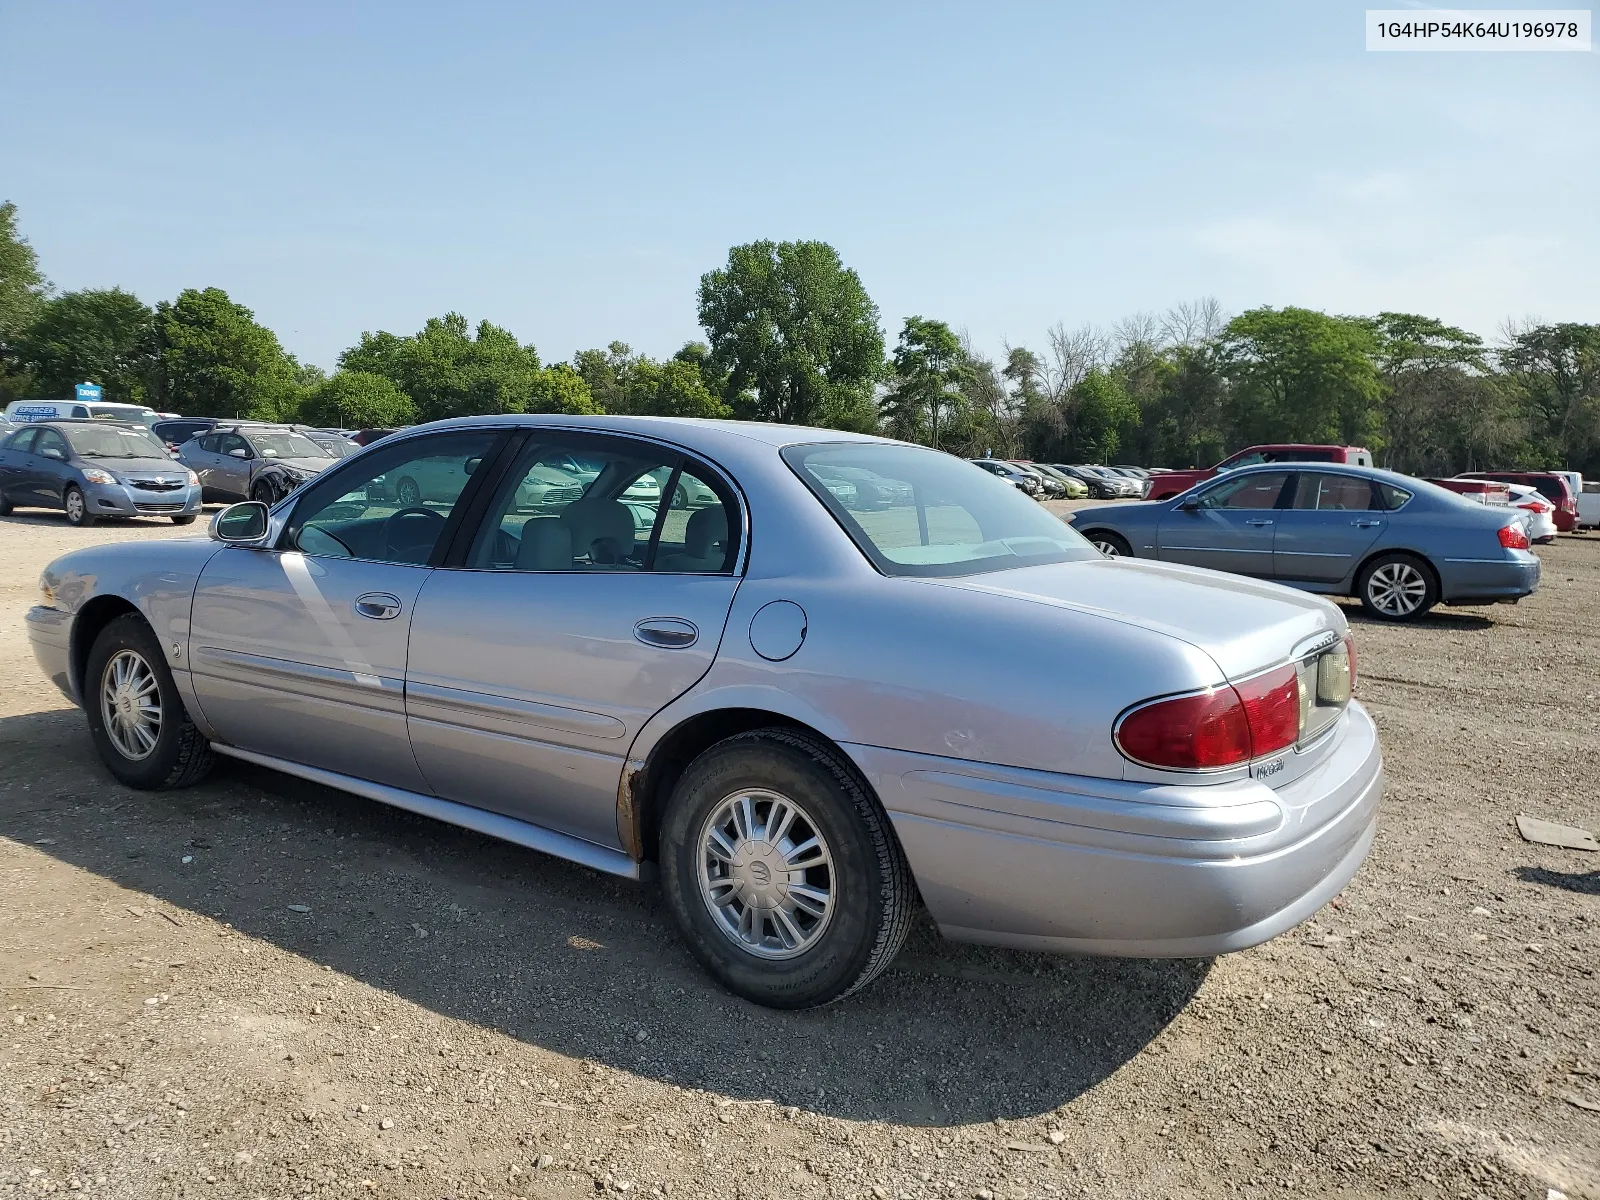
[
  {"xmin": 417, "ymin": 413, "xmax": 897, "ymax": 450},
  {"xmin": 1215, "ymin": 461, "xmax": 1422, "ymax": 489},
  {"xmin": 26, "ymin": 418, "xmax": 148, "ymax": 429}
]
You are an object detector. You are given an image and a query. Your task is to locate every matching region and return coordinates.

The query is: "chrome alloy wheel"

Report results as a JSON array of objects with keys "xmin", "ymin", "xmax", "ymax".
[
  {"xmin": 1090, "ymin": 537, "xmax": 1122, "ymax": 557},
  {"xmin": 100, "ymin": 649, "xmax": 162, "ymax": 760},
  {"xmin": 696, "ymin": 788, "xmax": 836, "ymax": 960},
  {"xmin": 1366, "ymin": 560, "xmax": 1428, "ymax": 616}
]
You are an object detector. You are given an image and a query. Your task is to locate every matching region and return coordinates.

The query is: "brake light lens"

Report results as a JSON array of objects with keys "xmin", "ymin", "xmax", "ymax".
[
  {"xmin": 1236, "ymin": 665, "xmax": 1300, "ymax": 757},
  {"xmin": 1497, "ymin": 523, "xmax": 1530, "ymax": 550},
  {"xmin": 1116, "ymin": 665, "xmax": 1301, "ymax": 771},
  {"xmin": 1115, "ymin": 688, "xmax": 1252, "ymax": 769},
  {"xmin": 1560, "ymin": 497, "xmax": 1577, "ymax": 514}
]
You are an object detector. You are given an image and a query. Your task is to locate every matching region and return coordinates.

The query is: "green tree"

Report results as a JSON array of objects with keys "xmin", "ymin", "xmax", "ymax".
[
  {"xmin": 150, "ymin": 287, "xmax": 304, "ymax": 419},
  {"xmin": 1499, "ymin": 322, "xmax": 1600, "ymax": 472},
  {"xmin": 572, "ymin": 341, "xmax": 642, "ymax": 412},
  {"xmin": 1217, "ymin": 307, "xmax": 1382, "ymax": 448},
  {"xmin": 1064, "ymin": 369, "xmax": 1140, "ymax": 462},
  {"xmin": 623, "ymin": 359, "xmax": 732, "ymax": 418},
  {"xmin": 697, "ymin": 240, "xmax": 885, "ymax": 429},
  {"xmin": 342, "ymin": 313, "xmax": 600, "ymax": 421},
  {"xmin": 1366, "ymin": 313, "xmax": 1488, "ymax": 475},
  {"xmin": 300, "ymin": 370, "xmax": 418, "ymax": 428},
  {"xmin": 18, "ymin": 288, "xmax": 155, "ymax": 403},
  {"xmin": 882, "ymin": 316, "xmax": 966, "ymax": 448},
  {"xmin": 0, "ymin": 201, "xmax": 49, "ymax": 401}
]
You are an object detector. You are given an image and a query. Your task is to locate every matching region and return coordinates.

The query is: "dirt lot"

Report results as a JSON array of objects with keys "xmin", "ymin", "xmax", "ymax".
[{"xmin": 1, "ymin": 505, "xmax": 1596, "ymax": 1200}]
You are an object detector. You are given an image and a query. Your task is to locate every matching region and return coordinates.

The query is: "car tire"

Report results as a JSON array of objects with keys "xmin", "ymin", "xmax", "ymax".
[
  {"xmin": 1356, "ymin": 552, "xmax": 1438, "ymax": 622},
  {"xmin": 659, "ymin": 728, "xmax": 915, "ymax": 1009},
  {"xmin": 395, "ymin": 477, "xmax": 422, "ymax": 507},
  {"xmin": 171, "ymin": 515, "xmax": 196, "ymax": 525},
  {"xmin": 63, "ymin": 486, "xmax": 95, "ymax": 527},
  {"xmin": 84, "ymin": 614, "xmax": 215, "ymax": 790},
  {"xmin": 250, "ymin": 479, "xmax": 277, "ymax": 506},
  {"xmin": 0, "ymin": 493, "xmax": 12, "ymax": 516},
  {"xmin": 1086, "ymin": 530, "xmax": 1132, "ymax": 558}
]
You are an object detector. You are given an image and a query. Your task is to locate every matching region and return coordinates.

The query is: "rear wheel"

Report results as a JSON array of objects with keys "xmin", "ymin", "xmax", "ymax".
[
  {"xmin": 395, "ymin": 476, "xmax": 422, "ymax": 507},
  {"xmin": 63, "ymin": 486, "xmax": 95, "ymax": 527},
  {"xmin": 171, "ymin": 515, "xmax": 196, "ymax": 525},
  {"xmin": 659, "ymin": 728, "xmax": 914, "ymax": 1009},
  {"xmin": 1356, "ymin": 552, "xmax": 1438, "ymax": 621},
  {"xmin": 0, "ymin": 493, "xmax": 12, "ymax": 515},
  {"xmin": 84, "ymin": 614, "xmax": 214, "ymax": 789},
  {"xmin": 1086, "ymin": 530, "xmax": 1131, "ymax": 558}
]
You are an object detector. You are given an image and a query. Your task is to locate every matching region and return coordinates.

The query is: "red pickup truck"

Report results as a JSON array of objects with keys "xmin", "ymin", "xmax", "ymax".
[{"xmin": 1146, "ymin": 444, "xmax": 1375, "ymax": 502}]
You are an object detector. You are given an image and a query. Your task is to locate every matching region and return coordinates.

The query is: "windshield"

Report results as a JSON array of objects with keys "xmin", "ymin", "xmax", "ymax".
[
  {"xmin": 316, "ymin": 438, "xmax": 358, "ymax": 459},
  {"xmin": 246, "ymin": 431, "xmax": 331, "ymax": 459},
  {"xmin": 86, "ymin": 405, "xmax": 159, "ymax": 429},
  {"xmin": 63, "ymin": 424, "xmax": 172, "ymax": 459},
  {"xmin": 784, "ymin": 443, "xmax": 1098, "ymax": 577}
]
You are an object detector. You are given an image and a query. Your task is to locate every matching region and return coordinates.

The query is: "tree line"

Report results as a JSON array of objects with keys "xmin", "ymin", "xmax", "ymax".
[{"xmin": 2, "ymin": 201, "xmax": 1596, "ymax": 476}]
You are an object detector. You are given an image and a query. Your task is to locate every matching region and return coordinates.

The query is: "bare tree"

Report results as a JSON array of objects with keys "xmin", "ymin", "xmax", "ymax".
[
  {"xmin": 1113, "ymin": 311, "xmax": 1161, "ymax": 357},
  {"xmin": 1041, "ymin": 322, "xmax": 1109, "ymax": 402},
  {"xmin": 1160, "ymin": 297, "xmax": 1226, "ymax": 349}
]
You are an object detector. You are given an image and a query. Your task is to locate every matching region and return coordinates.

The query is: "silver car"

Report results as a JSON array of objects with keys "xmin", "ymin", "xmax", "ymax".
[
  {"xmin": 28, "ymin": 417, "xmax": 1382, "ymax": 1008},
  {"xmin": 177, "ymin": 423, "xmax": 336, "ymax": 505}
]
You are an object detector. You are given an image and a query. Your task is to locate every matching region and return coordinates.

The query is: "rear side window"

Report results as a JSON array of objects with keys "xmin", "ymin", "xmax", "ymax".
[
  {"xmin": 1290, "ymin": 473, "xmax": 1378, "ymax": 511},
  {"xmin": 1532, "ymin": 479, "xmax": 1565, "ymax": 504},
  {"xmin": 5, "ymin": 428, "xmax": 36, "ymax": 452},
  {"xmin": 1375, "ymin": 482, "xmax": 1413, "ymax": 511}
]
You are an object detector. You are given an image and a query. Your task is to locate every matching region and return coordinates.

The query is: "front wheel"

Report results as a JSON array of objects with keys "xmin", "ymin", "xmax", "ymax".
[
  {"xmin": 251, "ymin": 479, "xmax": 278, "ymax": 506},
  {"xmin": 659, "ymin": 729, "xmax": 914, "ymax": 1009},
  {"xmin": 63, "ymin": 486, "xmax": 95, "ymax": 527},
  {"xmin": 84, "ymin": 614, "xmax": 215, "ymax": 789},
  {"xmin": 171, "ymin": 515, "xmax": 196, "ymax": 525},
  {"xmin": 1356, "ymin": 553, "xmax": 1438, "ymax": 621}
]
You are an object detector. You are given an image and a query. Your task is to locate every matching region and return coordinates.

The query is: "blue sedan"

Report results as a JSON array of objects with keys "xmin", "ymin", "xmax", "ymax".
[
  {"xmin": 1069, "ymin": 463, "xmax": 1540, "ymax": 621},
  {"xmin": 0, "ymin": 419, "xmax": 202, "ymax": 527}
]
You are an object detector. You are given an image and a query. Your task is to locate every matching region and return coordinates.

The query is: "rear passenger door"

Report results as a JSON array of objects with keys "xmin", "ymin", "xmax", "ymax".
[
  {"xmin": 1271, "ymin": 473, "xmax": 1387, "ymax": 584},
  {"xmin": 0, "ymin": 427, "xmax": 39, "ymax": 505},
  {"xmin": 403, "ymin": 431, "xmax": 744, "ymax": 849}
]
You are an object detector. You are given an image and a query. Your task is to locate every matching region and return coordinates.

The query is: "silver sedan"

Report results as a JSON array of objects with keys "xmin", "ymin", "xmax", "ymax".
[{"xmin": 27, "ymin": 417, "xmax": 1382, "ymax": 1008}]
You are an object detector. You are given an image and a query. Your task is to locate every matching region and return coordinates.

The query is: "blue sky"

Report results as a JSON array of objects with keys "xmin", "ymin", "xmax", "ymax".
[{"xmin": 3, "ymin": 1, "xmax": 1595, "ymax": 369}]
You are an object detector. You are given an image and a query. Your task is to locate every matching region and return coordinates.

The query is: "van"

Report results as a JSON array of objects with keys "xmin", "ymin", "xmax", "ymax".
[{"xmin": 5, "ymin": 399, "xmax": 160, "ymax": 429}]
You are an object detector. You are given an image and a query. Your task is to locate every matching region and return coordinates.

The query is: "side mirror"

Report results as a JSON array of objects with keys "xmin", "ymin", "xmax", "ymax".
[
  {"xmin": 1176, "ymin": 496, "xmax": 1202, "ymax": 512},
  {"xmin": 227, "ymin": 447, "xmax": 251, "ymax": 459},
  {"xmin": 210, "ymin": 501, "xmax": 270, "ymax": 545},
  {"xmin": 41, "ymin": 447, "xmax": 66, "ymax": 461},
  {"xmin": 464, "ymin": 456, "xmax": 482, "ymax": 476}
]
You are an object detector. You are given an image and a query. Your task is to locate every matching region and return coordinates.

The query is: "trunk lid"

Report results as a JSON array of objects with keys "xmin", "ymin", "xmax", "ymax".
[{"xmin": 935, "ymin": 557, "xmax": 1343, "ymax": 682}]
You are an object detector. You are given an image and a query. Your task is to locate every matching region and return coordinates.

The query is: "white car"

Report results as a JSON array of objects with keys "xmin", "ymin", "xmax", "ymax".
[
  {"xmin": 1580, "ymin": 480, "xmax": 1600, "ymax": 531},
  {"xmin": 1505, "ymin": 483, "xmax": 1557, "ymax": 543}
]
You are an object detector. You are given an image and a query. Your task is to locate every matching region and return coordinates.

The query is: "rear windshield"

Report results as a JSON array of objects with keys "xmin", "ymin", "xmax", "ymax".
[{"xmin": 783, "ymin": 442, "xmax": 1098, "ymax": 577}]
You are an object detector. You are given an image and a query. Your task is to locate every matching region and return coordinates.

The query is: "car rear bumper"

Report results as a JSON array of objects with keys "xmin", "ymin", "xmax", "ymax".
[
  {"xmin": 1439, "ymin": 553, "xmax": 1540, "ymax": 603},
  {"xmin": 26, "ymin": 605, "xmax": 76, "ymax": 704},
  {"xmin": 845, "ymin": 701, "xmax": 1382, "ymax": 957},
  {"xmin": 86, "ymin": 480, "xmax": 202, "ymax": 517}
]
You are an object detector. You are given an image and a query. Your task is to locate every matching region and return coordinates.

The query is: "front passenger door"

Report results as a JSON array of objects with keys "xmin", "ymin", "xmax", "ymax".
[
  {"xmin": 187, "ymin": 429, "xmax": 504, "ymax": 789},
  {"xmin": 1158, "ymin": 471, "xmax": 1290, "ymax": 577}
]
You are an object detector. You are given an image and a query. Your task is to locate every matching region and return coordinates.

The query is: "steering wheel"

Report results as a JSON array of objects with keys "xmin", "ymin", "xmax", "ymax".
[{"xmin": 382, "ymin": 505, "xmax": 446, "ymax": 561}]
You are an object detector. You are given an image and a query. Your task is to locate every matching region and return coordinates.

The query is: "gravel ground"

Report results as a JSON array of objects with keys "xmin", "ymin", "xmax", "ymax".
[{"xmin": 1, "ymin": 505, "xmax": 1596, "ymax": 1200}]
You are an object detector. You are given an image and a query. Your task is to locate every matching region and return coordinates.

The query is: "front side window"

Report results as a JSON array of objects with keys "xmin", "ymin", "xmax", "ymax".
[
  {"xmin": 61, "ymin": 424, "xmax": 170, "ymax": 460},
  {"xmin": 245, "ymin": 430, "xmax": 330, "ymax": 460},
  {"xmin": 216, "ymin": 433, "xmax": 251, "ymax": 457},
  {"xmin": 1195, "ymin": 472, "xmax": 1289, "ymax": 510},
  {"xmin": 784, "ymin": 443, "xmax": 1096, "ymax": 578},
  {"xmin": 33, "ymin": 429, "xmax": 70, "ymax": 459},
  {"xmin": 6, "ymin": 428, "xmax": 36, "ymax": 452},
  {"xmin": 1290, "ymin": 473, "xmax": 1377, "ymax": 512},
  {"xmin": 284, "ymin": 431, "xmax": 499, "ymax": 565},
  {"xmin": 468, "ymin": 435, "xmax": 738, "ymax": 574}
]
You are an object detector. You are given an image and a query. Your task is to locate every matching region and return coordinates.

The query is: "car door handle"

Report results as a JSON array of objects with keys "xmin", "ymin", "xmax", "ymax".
[
  {"xmin": 634, "ymin": 618, "xmax": 698, "ymax": 649},
  {"xmin": 1351, "ymin": 519, "xmax": 1382, "ymax": 528},
  {"xmin": 353, "ymin": 592, "xmax": 403, "ymax": 620},
  {"xmin": 1245, "ymin": 518, "xmax": 1275, "ymax": 526}
]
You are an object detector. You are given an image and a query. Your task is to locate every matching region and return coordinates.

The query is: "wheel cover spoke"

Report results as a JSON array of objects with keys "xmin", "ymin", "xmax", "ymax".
[
  {"xmin": 696, "ymin": 787, "xmax": 836, "ymax": 961},
  {"xmin": 100, "ymin": 649, "xmax": 162, "ymax": 761}
]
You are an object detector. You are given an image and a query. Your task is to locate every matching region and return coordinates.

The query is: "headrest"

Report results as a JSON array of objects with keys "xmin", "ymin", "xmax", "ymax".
[
  {"xmin": 684, "ymin": 506, "xmax": 727, "ymax": 558},
  {"xmin": 560, "ymin": 499, "xmax": 635, "ymax": 565},
  {"xmin": 515, "ymin": 520, "xmax": 572, "ymax": 570}
]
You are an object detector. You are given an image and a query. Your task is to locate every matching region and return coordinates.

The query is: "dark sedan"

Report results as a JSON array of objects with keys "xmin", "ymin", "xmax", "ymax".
[
  {"xmin": 1068, "ymin": 463, "xmax": 1540, "ymax": 621},
  {"xmin": 0, "ymin": 420, "xmax": 202, "ymax": 526}
]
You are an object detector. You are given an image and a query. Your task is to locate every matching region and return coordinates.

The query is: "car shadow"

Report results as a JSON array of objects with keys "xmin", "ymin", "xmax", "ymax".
[
  {"xmin": 1512, "ymin": 865, "xmax": 1600, "ymax": 895},
  {"xmin": 1337, "ymin": 602, "xmax": 1495, "ymax": 632},
  {"xmin": 0, "ymin": 706, "xmax": 1207, "ymax": 1127}
]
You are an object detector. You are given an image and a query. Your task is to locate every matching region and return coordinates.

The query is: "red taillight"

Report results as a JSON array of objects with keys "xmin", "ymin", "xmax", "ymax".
[
  {"xmin": 1498, "ymin": 523, "xmax": 1530, "ymax": 550},
  {"xmin": 1116, "ymin": 664, "xmax": 1300, "ymax": 770},
  {"xmin": 1561, "ymin": 497, "xmax": 1577, "ymax": 514},
  {"xmin": 1116, "ymin": 688, "xmax": 1252, "ymax": 770},
  {"xmin": 1235, "ymin": 665, "xmax": 1300, "ymax": 757}
]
